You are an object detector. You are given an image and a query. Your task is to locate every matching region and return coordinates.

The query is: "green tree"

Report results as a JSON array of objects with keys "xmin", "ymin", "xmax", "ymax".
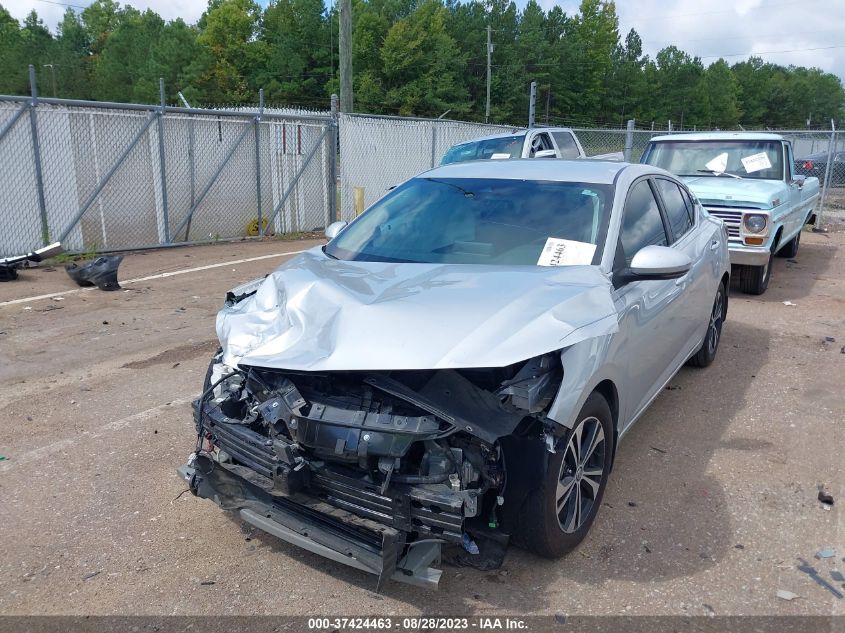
[
  {"xmin": 258, "ymin": 0, "xmax": 330, "ymax": 104},
  {"xmin": 93, "ymin": 7, "xmax": 164, "ymax": 102},
  {"xmin": 55, "ymin": 9, "xmax": 92, "ymax": 99},
  {"xmin": 0, "ymin": 5, "xmax": 26, "ymax": 94},
  {"xmin": 196, "ymin": 0, "xmax": 264, "ymax": 102},
  {"xmin": 377, "ymin": 0, "xmax": 468, "ymax": 116},
  {"xmin": 702, "ymin": 59, "xmax": 741, "ymax": 128}
]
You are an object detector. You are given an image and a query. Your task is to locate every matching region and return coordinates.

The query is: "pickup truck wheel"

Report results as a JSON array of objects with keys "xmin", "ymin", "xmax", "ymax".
[
  {"xmin": 738, "ymin": 251, "xmax": 773, "ymax": 295},
  {"xmin": 688, "ymin": 281, "xmax": 726, "ymax": 368},
  {"xmin": 514, "ymin": 392, "xmax": 613, "ymax": 558},
  {"xmin": 776, "ymin": 230, "xmax": 800, "ymax": 259}
]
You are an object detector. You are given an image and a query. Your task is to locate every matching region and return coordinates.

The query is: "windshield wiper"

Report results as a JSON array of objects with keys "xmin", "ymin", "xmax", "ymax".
[{"xmin": 696, "ymin": 169, "xmax": 744, "ymax": 180}]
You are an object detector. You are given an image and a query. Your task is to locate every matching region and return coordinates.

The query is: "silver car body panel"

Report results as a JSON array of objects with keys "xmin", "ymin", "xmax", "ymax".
[
  {"xmin": 217, "ymin": 249, "xmax": 618, "ymax": 374},
  {"xmin": 215, "ymin": 160, "xmax": 729, "ymax": 433}
]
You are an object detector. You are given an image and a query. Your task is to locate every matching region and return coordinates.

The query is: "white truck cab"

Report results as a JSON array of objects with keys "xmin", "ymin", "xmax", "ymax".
[{"xmin": 440, "ymin": 127, "xmax": 586, "ymax": 165}]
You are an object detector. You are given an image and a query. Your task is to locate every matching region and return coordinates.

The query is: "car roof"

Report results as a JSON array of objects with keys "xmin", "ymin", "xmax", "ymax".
[
  {"xmin": 450, "ymin": 127, "xmax": 575, "ymax": 144},
  {"xmin": 649, "ymin": 132, "xmax": 784, "ymax": 142},
  {"xmin": 421, "ymin": 158, "xmax": 649, "ymax": 184}
]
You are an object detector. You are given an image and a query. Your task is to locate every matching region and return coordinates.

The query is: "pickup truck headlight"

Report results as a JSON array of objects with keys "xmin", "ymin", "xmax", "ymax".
[{"xmin": 743, "ymin": 213, "xmax": 768, "ymax": 234}]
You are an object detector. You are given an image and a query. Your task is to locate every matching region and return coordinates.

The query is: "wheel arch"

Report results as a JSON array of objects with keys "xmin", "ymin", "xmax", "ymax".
[{"xmin": 592, "ymin": 379, "xmax": 620, "ymax": 470}]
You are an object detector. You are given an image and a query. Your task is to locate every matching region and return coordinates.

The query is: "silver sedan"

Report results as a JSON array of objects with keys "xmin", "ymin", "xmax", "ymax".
[{"xmin": 180, "ymin": 159, "xmax": 731, "ymax": 590}]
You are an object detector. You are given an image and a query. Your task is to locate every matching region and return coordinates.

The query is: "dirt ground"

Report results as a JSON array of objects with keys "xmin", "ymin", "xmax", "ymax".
[{"xmin": 0, "ymin": 232, "xmax": 843, "ymax": 618}]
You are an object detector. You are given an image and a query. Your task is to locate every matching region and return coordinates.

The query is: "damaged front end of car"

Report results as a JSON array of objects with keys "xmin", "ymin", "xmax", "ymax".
[{"xmin": 178, "ymin": 352, "xmax": 563, "ymax": 591}]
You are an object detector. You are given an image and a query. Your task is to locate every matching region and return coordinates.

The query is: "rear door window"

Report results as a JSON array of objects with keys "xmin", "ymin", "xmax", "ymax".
[
  {"xmin": 552, "ymin": 132, "xmax": 581, "ymax": 159},
  {"xmin": 654, "ymin": 178, "xmax": 693, "ymax": 241}
]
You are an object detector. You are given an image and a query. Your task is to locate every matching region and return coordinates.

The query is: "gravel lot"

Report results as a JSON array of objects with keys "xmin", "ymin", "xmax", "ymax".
[{"xmin": 0, "ymin": 232, "xmax": 843, "ymax": 618}]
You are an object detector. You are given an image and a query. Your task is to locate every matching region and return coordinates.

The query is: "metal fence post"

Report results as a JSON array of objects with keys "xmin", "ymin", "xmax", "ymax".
[
  {"xmin": 255, "ymin": 88, "xmax": 264, "ymax": 236},
  {"xmin": 178, "ymin": 92, "xmax": 196, "ymax": 243},
  {"xmin": 623, "ymin": 119, "xmax": 635, "ymax": 162},
  {"xmin": 816, "ymin": 120, "xmax": 837, "ymax": 228},
  {"xmin": 330, "ymin": 94, "xmax": 339, "ymax": 223},
  {"xmin": 27, "ymin": 65, "xmax": 49, "ymax": 246},
  {"xmin": 430, "ymin": 125, "xmax": 438, "ymax": 168},
  {"xmin": 156, "ymin": 78, "xmax": 170, "ymax": 243}
]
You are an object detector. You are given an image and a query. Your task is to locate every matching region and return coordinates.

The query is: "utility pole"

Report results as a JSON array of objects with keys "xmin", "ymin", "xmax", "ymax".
[
  {"xmin": 528, "ymin": 81, "xmax": 537, "ymax": 128},
  {"xmin": 339, "ymin": 0, "xmax": 353, "ymax": 112},
  {"xmin": 485, "ymin": 25, "xmax": 492, "ymax": 124}
]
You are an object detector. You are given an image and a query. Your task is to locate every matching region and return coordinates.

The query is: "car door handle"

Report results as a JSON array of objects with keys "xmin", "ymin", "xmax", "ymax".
[{"xmin": 709, "ymin": 239, "xmax": 720, "ymax": 251}]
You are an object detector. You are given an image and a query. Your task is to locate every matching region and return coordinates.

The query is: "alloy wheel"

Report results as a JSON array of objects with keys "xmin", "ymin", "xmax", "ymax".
[
  {"xmin": 707, "ymin": 288, "xmax": 724, "ymax": 356},
  {"xmin": 556, "ymin": 416, "xmax": 606, "ymax": 533}
]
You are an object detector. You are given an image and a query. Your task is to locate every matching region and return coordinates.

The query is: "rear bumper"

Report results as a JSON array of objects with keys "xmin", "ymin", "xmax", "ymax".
[
  {"xmin": 178, "ymin": 458, "xmax": 443, "ymax": 590},
  {"xmin": 728, "ymin": 243, "xmax": 771, "ymax": 266}
]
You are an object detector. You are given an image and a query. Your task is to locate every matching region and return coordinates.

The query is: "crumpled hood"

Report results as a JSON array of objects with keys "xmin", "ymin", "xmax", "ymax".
[
  {"xmin": 217, "ymin": 248, "xmax": 618, "ymax": 371},
  {"xmin": 681, "ymin": 176, "xmax": 785, "ymax": 208}
]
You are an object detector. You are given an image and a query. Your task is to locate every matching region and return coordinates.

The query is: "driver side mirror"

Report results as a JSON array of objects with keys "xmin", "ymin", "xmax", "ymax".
[
  {"xmin": 790, "ymin": 174, "xmax": 806, "ymax": 188},
  {"xmin": 325, "ymin": 221, "xmax": 348, "ymax": 241},
  {"xmin": 534, "ymin": 149, "xmax": 557, "ymax": 159},
  {"xmin": 615, "ymin": 245, "xmax": 692, "ymax": 285}
]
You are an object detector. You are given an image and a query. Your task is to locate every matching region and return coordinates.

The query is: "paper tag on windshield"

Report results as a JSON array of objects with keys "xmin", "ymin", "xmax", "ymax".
[
  {"xmin": 537, "ymin": 238, "xmax": 596, "ymax": 267},
  {"xmin": 741, "ymin": 152, "xmax": 772, "ymax": 173},
  {"xmin": 705, "ymin": 153, "xmax": 728, "ymax": 173},
  {"xmin": 490, "ymin": 153, "xmax": 511, "ymax": 159}
]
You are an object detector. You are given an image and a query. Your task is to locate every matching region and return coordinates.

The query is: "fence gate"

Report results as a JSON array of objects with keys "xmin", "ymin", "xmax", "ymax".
[{"xmin": 0, "ymin": 71, "xmax": 336, "ymax": 257}]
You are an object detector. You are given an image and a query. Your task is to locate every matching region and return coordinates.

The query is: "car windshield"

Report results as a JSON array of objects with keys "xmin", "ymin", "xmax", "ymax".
[
  {"xmin": 440, "ymin": 135, "xmax": 526, "ymax": 165},
  {"xmin": 324, "ymin": 177, "xmax": 612, "ymax": 266},
  {"xmin": 643, "ymin": 140, "xmax": 784, "ymax": 180}
]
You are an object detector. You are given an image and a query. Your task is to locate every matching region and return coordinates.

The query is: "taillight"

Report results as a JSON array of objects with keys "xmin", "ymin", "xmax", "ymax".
[{"xmin": 803, "ymin": 161, "xmax": 814, "ymax": 170}]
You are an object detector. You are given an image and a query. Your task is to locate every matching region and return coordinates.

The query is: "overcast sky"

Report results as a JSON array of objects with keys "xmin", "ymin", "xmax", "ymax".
[{"xmin": 4, "ymin": 0, "xmax": 845, "ymax": 80}]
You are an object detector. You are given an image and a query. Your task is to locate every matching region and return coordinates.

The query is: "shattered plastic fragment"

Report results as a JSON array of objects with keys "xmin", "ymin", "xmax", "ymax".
[
  {"xmin": 66, "ymin": 256, "xmax": 123, "ymax": 291},
  {"xmin": 776, "ymin": 590, "xmax": 799, "ymax": 601},
  {"xmin": 816, "ymin": 548, "xmax": 836, "ymax": 559}
]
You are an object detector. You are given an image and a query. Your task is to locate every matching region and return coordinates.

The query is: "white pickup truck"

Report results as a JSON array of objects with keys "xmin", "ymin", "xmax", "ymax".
[
  {"xmin": 440, "ymin": 127, "xmax": 587, "ymax": 164},
  {"xmin": 641, "ymin": 132, "xmax": 820, "ymax": 295}
]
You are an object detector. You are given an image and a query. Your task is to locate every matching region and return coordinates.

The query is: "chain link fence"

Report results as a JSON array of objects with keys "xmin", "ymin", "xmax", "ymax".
[
  {"xmin": 3, "ymin": 75, "xmax": 843, "ymax": 258},
  {"xmin": 0, "ymin": 82, "xmax": 336, "ymax": 257}
]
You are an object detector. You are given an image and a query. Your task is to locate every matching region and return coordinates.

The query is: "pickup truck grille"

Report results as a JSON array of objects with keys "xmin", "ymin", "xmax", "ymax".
[{"xmin": 706, "ymin": 208, "xmax": 742, "ymax": 240}]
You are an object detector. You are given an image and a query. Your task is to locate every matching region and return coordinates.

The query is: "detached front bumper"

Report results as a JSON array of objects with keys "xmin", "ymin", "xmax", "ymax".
[
  {"xmin": 728, "ymin": 242, "xmax": 772, "ymax": 266},
  {"xmin": 178, "ymin": 457, "xmax": 443, "ymax": 590}
]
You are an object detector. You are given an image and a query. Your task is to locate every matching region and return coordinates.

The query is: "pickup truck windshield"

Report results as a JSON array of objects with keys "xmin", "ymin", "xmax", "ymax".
[
  {"xmin": 440, "ymin": 135, "xmax": 526, "ymax": 165},
  {"xmin": 325, "ymin": 177, "xmax": 612, "ymax": 266},
  {"xmin": 643, "ymin": 140, "xmax": 784, "ymax": 180}
]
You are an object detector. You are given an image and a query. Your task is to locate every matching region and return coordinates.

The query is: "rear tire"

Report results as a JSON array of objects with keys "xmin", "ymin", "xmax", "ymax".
[
  {"xmin": 738, "ymin": 250, "xmax": 773, "ymax": 295},
  {"xmin": 688, "ymin": 281, "xmax": 726, "ymax": 368},
  {"xmin": 514, "ymin": 392, "xmax": 614, "ymax": 558},
  {"xmin": 776, "ymin": 230, "xmax": 800, "ymax": 258}
]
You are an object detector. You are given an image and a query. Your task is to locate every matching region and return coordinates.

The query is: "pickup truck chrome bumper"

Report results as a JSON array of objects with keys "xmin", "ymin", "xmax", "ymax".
[{"xmin": 728, "ymin": 243, "xmax": 771, "ymax": 267}]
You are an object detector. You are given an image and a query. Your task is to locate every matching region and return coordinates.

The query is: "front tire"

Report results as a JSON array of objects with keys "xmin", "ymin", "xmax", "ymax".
[
  {"xmin": 514, "ymin": 392, "xmax": 614, "ymax": 558},
  {"xmin": 776, "ymin": 230, "xmax": 800, "ymax": 259},
  {"xmin": 738, "ymin": 250, "xmax": 773, "ymax": 295},
  {"xmin": 688, "ymin": 281, "xmax": 726, "ymax": 368}
]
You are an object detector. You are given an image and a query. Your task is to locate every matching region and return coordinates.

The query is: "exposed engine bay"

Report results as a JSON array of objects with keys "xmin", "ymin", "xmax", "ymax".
[{"xmin": 182, "ymin": 351, "xmax": 563, "ymax": 589}]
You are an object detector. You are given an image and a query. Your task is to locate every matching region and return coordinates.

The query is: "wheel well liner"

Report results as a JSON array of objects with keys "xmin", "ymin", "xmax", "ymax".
[{"xmin": 592, "ymin": 379, "xmax": 619, "ymax": 469}]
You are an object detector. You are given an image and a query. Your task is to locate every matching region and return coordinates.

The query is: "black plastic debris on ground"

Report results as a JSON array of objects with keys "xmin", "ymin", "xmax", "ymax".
[
  {"xmin": 818, "ymin": 490, "xmax": 834, "ymax": 506},
  {"xmin": 66, "ymin": 255, "xmax": 124, "ymax": 291}
]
